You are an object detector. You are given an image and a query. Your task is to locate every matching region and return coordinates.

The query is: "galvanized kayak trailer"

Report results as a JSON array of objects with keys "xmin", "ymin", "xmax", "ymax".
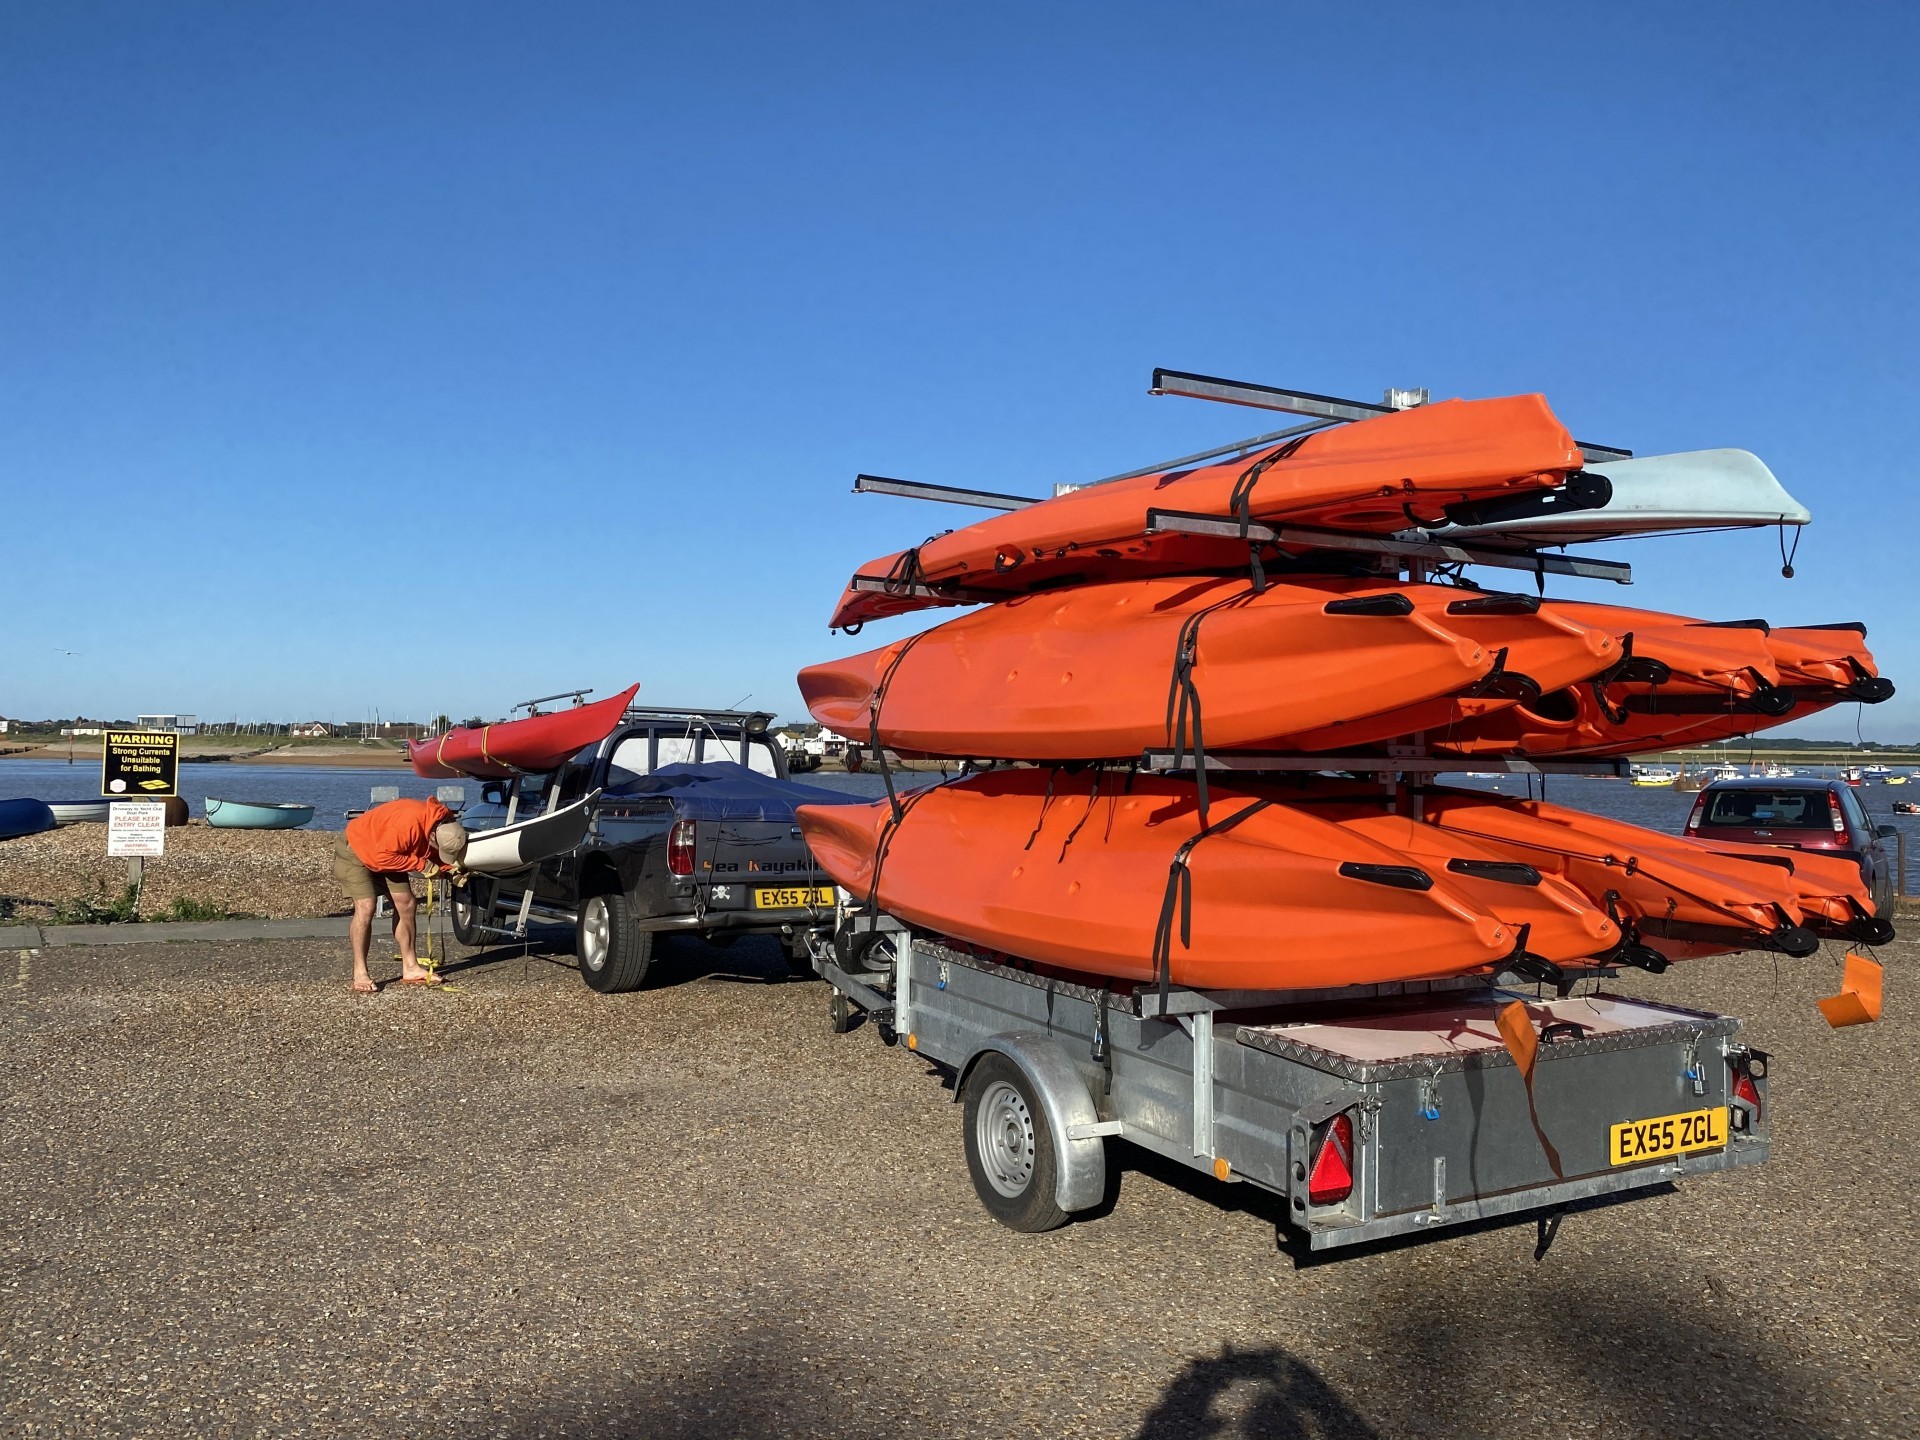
[{"xmin": 810, "ymin": 912, "xmax": 1770, "ymax": 1250}]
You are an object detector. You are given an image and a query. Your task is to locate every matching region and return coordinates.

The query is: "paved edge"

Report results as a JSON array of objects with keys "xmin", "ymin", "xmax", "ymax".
[{"xmin": 16, "ymin": 917, "xmax": 354, "ymax": 949}]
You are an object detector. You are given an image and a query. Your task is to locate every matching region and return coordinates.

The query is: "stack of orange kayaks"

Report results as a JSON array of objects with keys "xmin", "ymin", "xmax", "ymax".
[{"xmin": 797, "ymin": 393, "xmax": 1895, "ymax": 992}]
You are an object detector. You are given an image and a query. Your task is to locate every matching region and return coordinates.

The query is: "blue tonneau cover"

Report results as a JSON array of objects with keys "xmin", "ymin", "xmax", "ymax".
[{"xmin": 603, "ymin": 762, "xmax": 863, "ymax": 822}]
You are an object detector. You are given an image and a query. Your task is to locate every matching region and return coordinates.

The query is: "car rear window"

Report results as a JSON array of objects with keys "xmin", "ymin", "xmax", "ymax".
[{"xmin": 1702, "ymin": 789, "xmax": 1835, "ymax": 829}]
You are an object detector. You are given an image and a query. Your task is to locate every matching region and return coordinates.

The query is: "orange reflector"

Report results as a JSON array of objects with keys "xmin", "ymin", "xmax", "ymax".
[
  {"xmin": 1212, "ymin": 1157, "xmax": 1231, "ymax": 1181},
  {"xmin": 1817, "ymin": 951, "xmax": 1883, "ymax": 1029},
  {"xmin": 906, "ymin": 1032, "xmax": 918, "ymax": 1050}
]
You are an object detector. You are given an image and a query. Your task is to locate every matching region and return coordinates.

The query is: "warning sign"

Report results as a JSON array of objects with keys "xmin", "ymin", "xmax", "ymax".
[
  {"xmin": 108, "ymin": 800, "xmax": 167, "ymax": 857},
  {"xmin": 102, "ymin": 731, "xmax": 180, "ymax": 798}
]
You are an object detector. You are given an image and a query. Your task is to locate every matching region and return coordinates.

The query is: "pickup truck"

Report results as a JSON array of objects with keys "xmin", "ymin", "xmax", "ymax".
[{"xmin": 450, "ymin": 706, "xmax": 858, "ymax": 993}]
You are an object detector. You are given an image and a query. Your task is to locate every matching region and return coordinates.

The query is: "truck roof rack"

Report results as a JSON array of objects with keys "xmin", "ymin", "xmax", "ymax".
[{"xmin": 621, "ymin": 705, "xmax": 774, "ymax": 733}]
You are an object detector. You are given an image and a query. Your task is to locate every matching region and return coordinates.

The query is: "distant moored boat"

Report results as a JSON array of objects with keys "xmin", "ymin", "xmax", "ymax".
[{"xmin": 205, "ymin": 798, "xmax": 315, "ymax": 830}]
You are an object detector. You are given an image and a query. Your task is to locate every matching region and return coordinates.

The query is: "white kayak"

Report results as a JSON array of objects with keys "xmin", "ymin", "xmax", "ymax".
[
  {"xmin": 1433, "ymin": 448, "xmax": 1810, "ymax": 546},
  {"xmin": 47, "ymin": 799, "xmax": 115, "ymax": 825},
  {"xmin": 460, "ymin": 792, "xmax": 599, "ymax": 875}
]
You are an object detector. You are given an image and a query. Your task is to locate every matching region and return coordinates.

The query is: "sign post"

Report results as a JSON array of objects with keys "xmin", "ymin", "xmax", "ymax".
[{"xmin": 102, "ymin": 731, "xmax": 179, "ymax": 799}]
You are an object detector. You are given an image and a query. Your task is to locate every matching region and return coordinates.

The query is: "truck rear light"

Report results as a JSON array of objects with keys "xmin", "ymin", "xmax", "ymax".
[
  {"xmin": 667, "ymin": 819, "xmax": 696, "ymax": 877},
  {"xmin": 1307, "ymin": 1112, "xmax": 1356, "ymax": 1205}
]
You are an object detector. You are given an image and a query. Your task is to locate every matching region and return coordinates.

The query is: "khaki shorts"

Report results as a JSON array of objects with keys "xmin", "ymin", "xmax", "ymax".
[{"xmin": 332, "ymin": 836, "xmax": 414, "ymax": 903}]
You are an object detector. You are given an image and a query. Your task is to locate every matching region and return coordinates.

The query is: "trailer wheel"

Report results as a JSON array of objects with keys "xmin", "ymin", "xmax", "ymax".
[
  {"xmin": 578, "ymin": 893, "xmax": 653, "ymax": 993},
  {"xmin": 828, "ymin": 990, "xmax": 857, "ymax": 1034},
  {"xmin": 450, "ymin": 877, "xmax": 494, "ymax": 946},
  {"xmin": 962, "ymin": 1054, "xmax": 1070, "ymax": 1232}
]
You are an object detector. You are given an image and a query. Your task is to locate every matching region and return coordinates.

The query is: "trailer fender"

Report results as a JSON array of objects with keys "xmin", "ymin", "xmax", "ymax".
[{"xmin": 953, "ymin": 1033, "xmax": 1106, "ymax": 1215}]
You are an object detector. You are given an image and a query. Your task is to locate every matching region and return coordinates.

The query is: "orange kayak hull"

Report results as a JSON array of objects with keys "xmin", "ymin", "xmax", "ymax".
[
  {"xmin": 802, "ymin": 577, "xmax": 1522, "ymax": 761},
  {"xmin": 798, "ymin": 771, "xmax": 1600, "ymax": 991},
  {"xmin": 830, "ymin": 394, "xmax": 1583, "ymax": 628}
]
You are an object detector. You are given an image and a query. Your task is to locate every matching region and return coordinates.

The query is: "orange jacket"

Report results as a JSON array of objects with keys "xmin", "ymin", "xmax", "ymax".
[{"xmin": 345, "ymin": 798, "xmax": 454, "ymax": 874}]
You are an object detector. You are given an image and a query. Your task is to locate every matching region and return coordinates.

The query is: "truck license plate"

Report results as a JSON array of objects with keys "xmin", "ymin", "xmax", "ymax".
[
  {"xmin": 752, "ymin": 885, "xmax": 834, "ymax": 910},
  {"xmin": 1608, "ymin": 1106, "xmax": 1729, "ymax": 1166}
]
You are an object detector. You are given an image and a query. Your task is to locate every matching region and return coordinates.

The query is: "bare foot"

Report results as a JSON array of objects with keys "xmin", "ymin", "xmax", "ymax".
[
  {"xmin": 351, "ymin": 976, "xmax": 379, "ymax": 994},
  {"xmin": 398, "ymin": 968, "xmax": 442, "ymax": 986}
]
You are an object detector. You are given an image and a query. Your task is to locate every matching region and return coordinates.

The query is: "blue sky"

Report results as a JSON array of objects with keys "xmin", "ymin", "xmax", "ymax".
[{"xmin": 4, "ymin": 3, "xmax": 1915, "ymax": 739}]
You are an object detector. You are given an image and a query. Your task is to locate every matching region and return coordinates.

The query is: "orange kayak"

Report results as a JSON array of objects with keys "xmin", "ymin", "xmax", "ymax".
[
  {"xmin": 796, "ymin": 576, "xmax": 1573, "ymax": 762},
  {"xmin": 406, "ymin": 684, "xmax": 641, "ymax": 779},
  {"xmin": 798, "ymin": 770, "xmax": 1622, "ymax": 991},
  {"xmin": 830, "ymin": 394, "xmax": 1584, "ymax": 629},
  {"xmin": 1258, "ymin": 588, "xmax": 1619, "ymax": 751},
  {"xmin": 1409, "ymin": 787, "xmax": 1857, "ymax": 956}
]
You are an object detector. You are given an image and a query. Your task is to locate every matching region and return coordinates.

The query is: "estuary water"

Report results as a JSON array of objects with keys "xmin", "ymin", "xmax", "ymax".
[{"xmin": 3, "ymin": 758, "xmax": 1914, "ymax": 888}]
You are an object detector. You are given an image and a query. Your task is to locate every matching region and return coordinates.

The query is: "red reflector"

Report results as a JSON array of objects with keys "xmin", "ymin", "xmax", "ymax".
[
  {"xmin": 1307, "ymin": 1112, "xmax": 1356, "ymax": 1205},
  {"xmin": 1732, "ymin": 1069, "xmax": 1762, "ymax": 1118},
  {"xmin": 667, "ymin": 819, "xmax": 696, "ymax": 877}
]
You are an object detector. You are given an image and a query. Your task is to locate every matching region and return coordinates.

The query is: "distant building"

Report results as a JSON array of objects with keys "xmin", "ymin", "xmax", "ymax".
[
  {"xmin": 0, "ymin": 717, "xmax": 9, "ymax": 734},
  {"xmin": 290, "ymin": 722, "xmax": 333, "ymax": 738},
  {"xmin": 136, "ymin": 712, "xmax": 200, "ymax": 735},
  {"xmin": 61, "ymin": 726, "xmax": 104, "ymax": 737}
]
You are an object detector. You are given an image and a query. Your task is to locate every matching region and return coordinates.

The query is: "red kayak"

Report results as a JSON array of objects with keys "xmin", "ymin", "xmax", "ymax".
[{"xmin": 407, "ymin": 684, "xmax": 640, "ymax": 779}]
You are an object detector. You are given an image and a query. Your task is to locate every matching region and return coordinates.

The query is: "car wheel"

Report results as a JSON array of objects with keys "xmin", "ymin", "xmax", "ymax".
[
  {"xmin": 578, "ymin": 892, "xmax": 653, "ymax": 993},
  {"xmin": 450, "ymin": 876, "xmax": 494, "ymax": 946},
  {"xmin": 962, "ymin": 1054, "xmax": 1070, "ymax": 1233}
]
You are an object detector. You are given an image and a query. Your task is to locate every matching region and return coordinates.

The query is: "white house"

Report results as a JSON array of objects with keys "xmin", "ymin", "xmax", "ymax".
[{"xmin": 136, "ymin": 712, "xmax": 200, "ymax": 735}]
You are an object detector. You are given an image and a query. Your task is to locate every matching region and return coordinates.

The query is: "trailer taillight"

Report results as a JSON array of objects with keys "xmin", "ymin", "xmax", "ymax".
[
  {"xmin": 1730, "ymin": 1064, "xmax": 1763, "ymax": 1122},
  {"xmin": 668, "ymin": 819, "xmax": 696, "ymax": 877},
  {"xmin": 1307, "ymin": 1112, "xmax": 1356, "ymax": 1205}
]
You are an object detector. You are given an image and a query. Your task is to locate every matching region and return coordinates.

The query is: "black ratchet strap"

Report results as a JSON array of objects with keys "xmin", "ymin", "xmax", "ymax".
[
  {"xmin": 1164, "ymin": 585, "xmax": 1258, "ymax": 827},
  {"xmin": 1149, "ymin": 798, "xmax": 1274, "ymax": 1010}
]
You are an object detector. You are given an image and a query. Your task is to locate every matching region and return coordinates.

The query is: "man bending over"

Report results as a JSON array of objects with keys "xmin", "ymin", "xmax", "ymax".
[{"xmin": 333, "ymin": 797, "xmax": 469, "ymax": 993}]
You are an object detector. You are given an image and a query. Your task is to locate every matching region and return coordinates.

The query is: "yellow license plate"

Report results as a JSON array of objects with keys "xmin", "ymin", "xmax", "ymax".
[
  {"xmin": 1609, "ymin": 1106, "xmax": 1729, "ymax": 1166},
  {"xmin": 752, "ymin": 885, "xmax": 834, "ymax": 910}
]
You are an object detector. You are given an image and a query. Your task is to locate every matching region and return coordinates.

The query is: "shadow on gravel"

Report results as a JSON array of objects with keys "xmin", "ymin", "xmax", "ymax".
[
  {"xmin": 1362, "ymin": 1270, "xmax": 1837, "ymax": 1438},
  {"xmin": 1137, "ymin": 1343, "xmax": 1380, "ymax": 1439}
]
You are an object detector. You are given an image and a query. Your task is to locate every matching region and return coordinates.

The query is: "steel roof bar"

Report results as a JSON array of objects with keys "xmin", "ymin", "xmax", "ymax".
[
  {"xmin": 1138, "ymin": 749, "xmax": 1630, "ymax": 777},
  {"xmin": 1143, "ymin": 508, "xmax": 1634, "ymax": 585},
  {"xmin": 854, "ymin": 473, "xmax": 1039, "ymax": 510},
  {"xmin": 1149, "ymin": 368, "xmax": 1634, "ymax": 464}
]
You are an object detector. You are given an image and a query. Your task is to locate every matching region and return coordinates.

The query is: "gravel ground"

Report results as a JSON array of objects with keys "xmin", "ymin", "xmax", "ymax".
[
  {"xmin": 0, "ymin": 824, "xmax": 342, "ymax": 923},
  {"xmin": 1, "ymin": 928, "xmax": 1915, "ymax": 1439}
]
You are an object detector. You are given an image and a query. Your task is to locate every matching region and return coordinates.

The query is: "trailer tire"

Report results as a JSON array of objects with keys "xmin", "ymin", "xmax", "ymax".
[
  {"xmin": 828, "ymin": 990, "xmax": 857, "ymax": 1034},
  {"xmin": 450, "ymin": 877, "xmax": 494, "ymax": 946},
  {"xmin": 578, "ymin": 893, "xmax": 652, "ymax": 993},
  {"xmin": 962, "ymin": 1053, "xmax": 1070, "ymax": 1232}
]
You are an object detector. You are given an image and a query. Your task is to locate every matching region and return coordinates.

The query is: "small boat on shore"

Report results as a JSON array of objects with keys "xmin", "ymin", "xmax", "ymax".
[
  {"xmin": 205, "ymin": 798, "xmax": 315, "ymax": 830},
  {"xmin": 47, "ymin": 799, "xmax": 114, "ymax": 825},
  {"xmin": 460, "ymin": 793, "xmax": 600, "ymax": 874},
  {"xmin": 0, "ymin": 798, "xmax": 57, "ymax": 841}
]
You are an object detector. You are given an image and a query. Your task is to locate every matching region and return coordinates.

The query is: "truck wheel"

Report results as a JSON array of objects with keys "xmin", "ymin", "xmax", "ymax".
[
  {"xmin": 450, "ymin": 877, "xmax": 494, "ymax": 946},
  {"xmin": 578, "ymin": 893, "xmax": 653, "ymax": 993},
  {"xmin": 962, "ymin": 1054, "xmax": 1070, "ymax": 1233}
]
